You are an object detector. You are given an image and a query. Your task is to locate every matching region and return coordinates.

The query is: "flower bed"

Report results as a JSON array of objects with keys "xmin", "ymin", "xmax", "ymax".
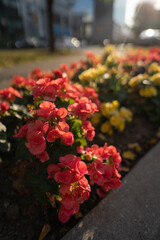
[{"xmin": 0, "ymin": 45, "xmax": 160, "ymax": 240}]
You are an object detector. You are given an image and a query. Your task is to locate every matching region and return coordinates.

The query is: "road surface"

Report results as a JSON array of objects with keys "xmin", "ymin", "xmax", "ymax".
[{"xmin": 0, "ymin": 46, "xmax": 103, "ymax": 89}]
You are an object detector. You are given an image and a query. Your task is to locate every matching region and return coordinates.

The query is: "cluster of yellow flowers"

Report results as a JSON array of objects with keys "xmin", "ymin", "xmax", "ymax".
[
  {"xmin": 104, "ymin": 44, "xmax": 116, "ymax": 55},
  {"xmin": 79, "ymin": 64, "xmax": 107, "ymax": 82},
  {"xmin": 128, "ymin": 62, "xmax": 160, "ymax": 98},
  {"xmin": 91, "ymin": 112, "xmax": 102, "ymax": 126},
  {"xmin": 120, "ymin": 72, "xmax": 130, "ymax": 85},
  {"xmin": 129, "ymin": 74, "xmax": 145, "ymax": 88},
  {"xmin": 150, "ymin": 72, "xmax": 160, "ymax": 86},
  {"xmin": 91, "ymin": 100, "xmax": 133, "ymax": 135},
  {"xmin": 148, "ymin": 62, "xmax": 160, "ymax": 74},
  {"xmin": 139, "ymin": 86, "xmax": 157, "ymax": 97},
  {"xmin": 105, "ymin": 54, "xmax": 117, "ymax": 65},
  {"xmin": 77, "ymin": 46, "xmax": 160, "ymax": 140}
]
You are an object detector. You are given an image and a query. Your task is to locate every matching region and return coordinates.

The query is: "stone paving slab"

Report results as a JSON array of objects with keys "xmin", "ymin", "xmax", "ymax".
[{"xmin": 62, "ymin": 142, "xmax": 160, "ymax": 240}]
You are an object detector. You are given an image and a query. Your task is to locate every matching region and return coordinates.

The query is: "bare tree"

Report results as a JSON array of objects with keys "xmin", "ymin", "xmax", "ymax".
[
  {"xmin": 46, "ymin": 0, "xmax": 54, "ymax": 51},
  {"xmin": 46, "ymin": 0, "xmax": 114, "ymax": 51},
  {"xmin": 94, "ymin": 0, "xmax": 114, "ymax": 43},
  {"xmin": 132, "ymin": 1, "xmax": 160, "ymax": 37}
]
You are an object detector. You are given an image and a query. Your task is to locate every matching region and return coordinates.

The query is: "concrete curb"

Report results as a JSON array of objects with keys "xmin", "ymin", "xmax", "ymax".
[{"xmin": 62, "ymin": 142, "xmax": 160, "ymax": 240}]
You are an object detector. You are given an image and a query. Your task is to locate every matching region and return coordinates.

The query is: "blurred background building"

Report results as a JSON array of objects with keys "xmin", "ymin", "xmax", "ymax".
[
  {"xmin": 0, "ymin": 0, "xmax": 23, "ymax": 48},
  {"xmin": 20, "ymin": 0, "xmax": 48, "ymax": 47},
  {"xmin": 0, "ymin": 0, "xmax": 160, "ymax": 49},
  {"xmin": 93, "ymin": 0, "xmax": 113, "ymax": 44}
]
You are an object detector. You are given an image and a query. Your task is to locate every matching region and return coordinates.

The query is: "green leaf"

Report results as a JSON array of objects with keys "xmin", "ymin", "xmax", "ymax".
[
  {"xmin": 75, "ymin": 137, "xmax": 87, "ymax": 147},
  {"xmin": 16, "ymin": 138, "xmax": 30, "ymax": 161},
  {"xmin": 70, "ymin": 119, "xmax": 82, "ymax": 138},
  {"xmin": 27, "ymin": 172, "xmax": 56, "ymax": 203},
  {"xmin": 46, "ymin": 139, "xmax": 76, "ymax": 163}
]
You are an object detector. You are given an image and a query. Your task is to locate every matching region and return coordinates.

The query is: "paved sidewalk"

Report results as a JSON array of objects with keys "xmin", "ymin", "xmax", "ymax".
[
  {"xmin": 62, "ymin": 142, "xmax": 160, "ymax": 240},
  {"xmin": 0, "ymin": 46, "xmax": 103, "ymax": 89}
]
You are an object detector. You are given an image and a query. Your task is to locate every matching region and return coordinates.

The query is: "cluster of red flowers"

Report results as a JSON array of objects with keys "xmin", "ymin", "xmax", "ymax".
[
  {"xmin": 10, "ymin": 65, "xmax": 100, "ymax": 108},
  {"xmin": 11, "ymin": 75, "xmax": 36, "ymax": 89},
  {"xmin": 47, "ymin": 154, "xmax": 90, "ymax": 222},
  {"xmin": 11, "ymin": 65, "xmax": 121, "ymax": 223},
  {"xmin": 33, "ymin": 69, "xmax": 100, "ymax": 105},
  {"xmin": 59, "ymin": 51, "xmax": 101, "ymax": 80},
  {"xmin": 77, "ymin": 144, "xmax": 121, "ymax": 196},
  {"xmin": 85, "ymin": 51, "xmax": 101, "ymax": 66},
  {"xmin": 0, "ymin": 87, "xmax": 22, "ymax": 113},
  {"xmin": 46, "ymin": 142, "xmax": 121, "ymax": 223},
  {"xmin": 14, "ymin": 72, "xmax": 99, "ymax": 160},
  {"xmin": 119, "ymin": 47, "xmax": 160, "ymax": 65},
  {"xmin": 0, "ymin": 50, "xmax": 123, "ymax": 223}
]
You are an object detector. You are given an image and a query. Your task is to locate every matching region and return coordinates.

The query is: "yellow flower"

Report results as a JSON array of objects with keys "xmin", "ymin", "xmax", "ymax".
[
  {"xmin": 148, "ymin": 62, "xmax": 160, "ymax": 74},
  {"xmin": 150, "ymin": 73, "xmax": 160, "ymax": 86},
  {"xmin": 101, "ymin": 101, "xmax": 131, "ymax": 133},
  {"xmin": 100, "ymin": 121, "xmax": 113, "ymax": 135},
  {"xmin": 96, "ymin": 64, "xmax": 107, "ymax": 75},
  {"xmin": 79, "ymin": 68, "xmax": 97, "ymax": 82},
  {"xmin": 121, "ymin": 73, "xmax": 130, "ymax": 86},
  {"xmin": 110, "ymin": 114, "xmax": 125, "ymax": 131},
  {"xmin": 112, "ymin": 100, "xmax": 120, "ymax": 109},
  {"xmin": 139, "ymin": 86, "xmax": 157, "ymax": 97},
  {"xmin": 101, "ymin": 101, "xmax": 118, "ymax": 117},
  {"xmin": 79, "ymin": 64, "xmax": 107, "ymax": 82},
  {"xmin": 104, "ymin": 44, "xmax": 116, "ymax": 55},
  {"xmin": 105, "ymin": 54, "xmax": 118, "ymax": 67},
  {"xmin": 117, "ymin": 120, "xmax": 125, "ymax": 131},
  {"xmin": 119, "ymin": 107, "xmax": 132, "ymax": 122},
  {"xmin": 91, "ymin": 113, "xmax": 101, "ymax": 126},
  {"xmin": 129, "ymin": 74, "xmax": 144, "ymax": 88}
]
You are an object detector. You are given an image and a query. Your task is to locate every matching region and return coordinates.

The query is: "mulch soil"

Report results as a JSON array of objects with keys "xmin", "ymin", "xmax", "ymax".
[{"xmin": 0, "ymin": 113, "xmax": 159, "ymax": 240}]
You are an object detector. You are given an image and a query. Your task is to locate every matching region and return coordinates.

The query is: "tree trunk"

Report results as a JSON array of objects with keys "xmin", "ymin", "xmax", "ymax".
[{"xmin": 46, "ymin": 0, "xmax": 55, "ymax": 51}]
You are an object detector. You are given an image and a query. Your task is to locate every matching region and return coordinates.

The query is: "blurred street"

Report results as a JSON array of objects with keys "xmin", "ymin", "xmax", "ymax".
[{"xmin": 0, "ymin": 46, "xmax": 103, "ymax": 89}]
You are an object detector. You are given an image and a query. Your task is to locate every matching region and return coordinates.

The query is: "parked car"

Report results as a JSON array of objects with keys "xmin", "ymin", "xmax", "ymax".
[
  {"xmin": 6, "ymin": 37, "xmax": 44, "ymax": 49},
  {"xmin": 55, "ymin": 36, "xmax": 80, "ymax": 49},
  {"xmin": 138, "ymin": 29, "xmax": 160, "ymax": 46}
]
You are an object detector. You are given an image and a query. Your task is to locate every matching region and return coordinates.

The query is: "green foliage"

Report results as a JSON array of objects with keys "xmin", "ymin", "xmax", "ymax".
[
  {"xmin": 46, "ymin": 139, "xmax": 76, "ymax": 164},
  {"xmin": 70, "ymin": 119, "xmax": 82, "ymax": 138},
  {"xmin": 16, "ymin": 138, "xmax": 31, "ymax": 161},
  {"xmin": 139, "ymin": 96, "xmax": 160, "ymax": 122},
  {"xmin": 27, "ymin": 171, "xmax": 55, "ymax": 204},
  {"xmin": 70, "ymin": 119, "xmax": 87, "ymax": 147},
  {"xmin": 97, "ymin": 76, "xmax": 128, "ymax": 104},
  {"xmin": 72, "ymin": 68, "xmax": 86, "ymax": 82}
]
